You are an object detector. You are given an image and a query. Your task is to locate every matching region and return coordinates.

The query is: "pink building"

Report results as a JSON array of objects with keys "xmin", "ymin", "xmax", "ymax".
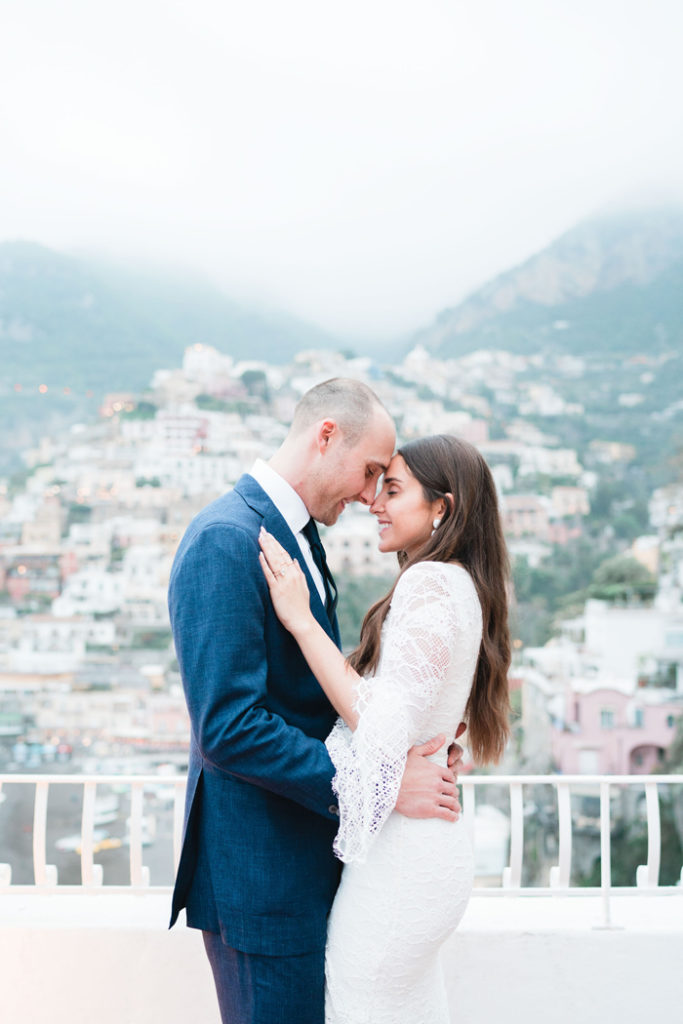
[
  {"xmin": 550, "ymin": 486, "xmax": 590, "ymax": 518},
  {"xmin": 552, "ymin": 686, "xmax": 681, "ymax": 774},
  {"xmin": 501, "ymin": 495, "xmax": 549, "ymax": 540},
  {"xmin": 59, "ymin": 551, "xmax": 79, "ymax": 581},
  {"xmin": 5, "ymin": 555, "xmax": 61, "ymax": 604},
  {"xmin": 546, "ymin": 521, "xmax": 583, "ymax": 546}
]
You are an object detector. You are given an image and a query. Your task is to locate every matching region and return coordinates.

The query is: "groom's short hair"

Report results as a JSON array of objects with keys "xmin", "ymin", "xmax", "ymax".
[{"xmin": 291, "ymin": 378, "xmax": 388, "ymax": 446}]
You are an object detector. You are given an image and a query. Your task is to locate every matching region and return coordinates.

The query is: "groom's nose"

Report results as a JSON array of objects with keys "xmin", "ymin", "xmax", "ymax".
[{"xmin": 358, "ymin": 477, "xmax": 380, "ymax": 505}]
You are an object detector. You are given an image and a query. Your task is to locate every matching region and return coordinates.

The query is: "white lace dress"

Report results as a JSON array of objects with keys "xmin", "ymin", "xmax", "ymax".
[{"xmin": 324, "ymin": 561, "xmax": 482, "ymax": 1024}]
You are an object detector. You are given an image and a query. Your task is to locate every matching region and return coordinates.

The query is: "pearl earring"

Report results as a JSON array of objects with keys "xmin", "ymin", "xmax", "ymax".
[{"xmin": 431, "ymin": 518, "xmax": 441, "ymax": 536}]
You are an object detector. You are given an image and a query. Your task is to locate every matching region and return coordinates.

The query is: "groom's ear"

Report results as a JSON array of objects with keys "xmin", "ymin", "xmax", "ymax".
[{"xmin": 317, "ymin": 419, "xmax": 338, "ymax": 451}]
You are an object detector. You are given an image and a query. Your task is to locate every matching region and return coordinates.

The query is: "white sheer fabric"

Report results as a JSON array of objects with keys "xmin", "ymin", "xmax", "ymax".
[{"xmin": 324, "ymin": 561, "xmax": 483, "ymax": 1024}]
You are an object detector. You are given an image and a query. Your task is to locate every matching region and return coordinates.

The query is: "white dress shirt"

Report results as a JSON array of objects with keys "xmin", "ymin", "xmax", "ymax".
[{"xmin": 249, "ymin": 459, "xmax": 327, "ymax": 605}]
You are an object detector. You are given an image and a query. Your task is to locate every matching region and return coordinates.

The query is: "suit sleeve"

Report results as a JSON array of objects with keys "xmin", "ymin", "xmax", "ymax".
[{"xmin": 169, "ymin": 522, "xmax": 337, "ymax": 819}]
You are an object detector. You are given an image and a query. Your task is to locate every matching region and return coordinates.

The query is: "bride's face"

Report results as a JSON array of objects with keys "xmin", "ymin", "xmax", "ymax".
[{"xmin": 370, "ymin": 455, "xmax": 443, "ymax": 557}]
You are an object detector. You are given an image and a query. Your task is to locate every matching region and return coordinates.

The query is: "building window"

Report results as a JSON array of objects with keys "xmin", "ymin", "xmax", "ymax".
[
  {"xmin": 600, "ymin": 709, "xmax": 615, "ymax": 730},
  {"xmin": 633, "ymin": 708, "xmax": 644, "ymax": 728},
  {"xmin": 667, "ymin": 715, "xmax": 676, "ymax": 728}
]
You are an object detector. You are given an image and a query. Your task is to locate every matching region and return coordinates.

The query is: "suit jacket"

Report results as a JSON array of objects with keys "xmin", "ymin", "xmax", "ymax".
[{"xmin": 169, "ymin": 474, "xmax": 343, "ymax": 955}]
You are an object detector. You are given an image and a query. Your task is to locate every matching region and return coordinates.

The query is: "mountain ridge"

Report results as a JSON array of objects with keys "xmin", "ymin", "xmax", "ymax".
[{"xmin": 414, "ymin": 207, "xmax": 683, "ymax": 357}]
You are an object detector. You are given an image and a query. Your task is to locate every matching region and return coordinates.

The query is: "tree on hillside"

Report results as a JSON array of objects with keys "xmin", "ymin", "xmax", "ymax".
[
  {"xmin": 334, "ymin": 572, "xmax": 395, "ymax": 652},
  {"xmin": 122, "ymin": 400, "xmax": 157, "ymax": 420},
  {"xmin": 664, "ymin": 714, "xmax": 683, "ymax": 774},
  {"xmin": 661, "ymin": 714, "xmax": 683, "ymax": 869},
  {"xmin": 241, "ymin": 369, "xmax": 269, "ymax": 400},
  {"xmin": 588, "ymin": 555, "xmax": 656, "ymax": 603}
]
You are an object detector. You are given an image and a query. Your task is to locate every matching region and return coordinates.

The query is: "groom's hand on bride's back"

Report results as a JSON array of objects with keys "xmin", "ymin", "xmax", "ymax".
[{"xmin": 394, "ymin": 734, "xmax": 462, "ymax": 822}]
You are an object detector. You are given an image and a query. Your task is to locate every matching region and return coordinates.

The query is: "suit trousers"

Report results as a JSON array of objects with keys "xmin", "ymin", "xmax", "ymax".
[{"xmin": 202, "ymin": 930, "xmax": 325, "ymax": 1024}]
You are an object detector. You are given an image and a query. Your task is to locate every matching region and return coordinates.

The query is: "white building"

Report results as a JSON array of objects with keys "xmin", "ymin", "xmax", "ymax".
[
  {"xmin": 566, "ymin": 599, "xmax": 683, "ymax": 691},
  {"xmin": 182, "ymin": 344, "xmax": 234, "ymax": 389},
  {"xmin": 400, "ymin": 401, "xmax": 488, "ymax": 444},
  {"xmin": 322, "ymin": 508, "xmax": 393, "ymax": 577},
  {"xmin": 132, "ymin": 452, "xmax": 243, "ymax": 496},
  {"xmin": 52, "ymin": 567, "xmax": 126, "ymax": 617},
  {"xmin": 121, "ymin": 545, "xmax": 173, "ymax": 605},
  {"xmin": 1, "ymin": 616, "xmax": 116, "ymax": 674},
  {"xmin": 517, "ymin": 446, "xmax": 582, "ymax": 480}
]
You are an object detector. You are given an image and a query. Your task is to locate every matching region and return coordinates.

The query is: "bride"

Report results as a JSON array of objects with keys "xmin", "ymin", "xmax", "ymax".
[{"xmin": 258, "ymin": 434, "xmax": 511, "ymax": 1024}]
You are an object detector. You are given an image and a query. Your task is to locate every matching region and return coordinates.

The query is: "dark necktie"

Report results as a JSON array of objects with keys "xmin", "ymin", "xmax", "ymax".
[{"xmin": 302, "ymin": 518, "xmax": 338, "ymax": 623}]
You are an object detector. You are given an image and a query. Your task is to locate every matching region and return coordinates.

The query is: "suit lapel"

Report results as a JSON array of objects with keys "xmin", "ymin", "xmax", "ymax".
[{"xmin": 235, "ymin": 475, "xmax": 340, "ymax": 646}]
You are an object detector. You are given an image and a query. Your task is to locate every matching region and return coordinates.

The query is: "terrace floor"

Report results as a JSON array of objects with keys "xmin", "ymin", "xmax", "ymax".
[{"xmin": 2, "ymin": 892, "xmax": 682, "ymax": 1024}]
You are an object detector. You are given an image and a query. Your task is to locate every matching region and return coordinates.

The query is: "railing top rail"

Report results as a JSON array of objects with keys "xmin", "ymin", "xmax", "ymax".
[
  {"xmin": 0, "ymin": 774, "xmax": 187, "ymax": 786},
  {"xmin": 457, "ymin": 774, "xmax": 683, "ymax": 785},
  {"xmin": 2, "ymin": 772, "xmax": 683, "ymax": 785}
]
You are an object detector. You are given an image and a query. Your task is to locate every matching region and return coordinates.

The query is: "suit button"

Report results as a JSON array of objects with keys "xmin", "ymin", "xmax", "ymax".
[{"xmin": 328, "ymin": 804, "xmax": 339, "ymax": 816}]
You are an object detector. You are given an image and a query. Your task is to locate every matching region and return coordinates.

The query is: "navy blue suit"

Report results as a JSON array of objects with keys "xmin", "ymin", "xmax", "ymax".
[{"xmin": 168, "ymin": 475, "xmax": 343, "ymax": 1020}]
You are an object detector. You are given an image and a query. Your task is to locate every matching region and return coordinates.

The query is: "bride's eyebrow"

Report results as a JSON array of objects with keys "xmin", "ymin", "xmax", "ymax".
[{"xmin": 383, "ymin": 476, "xmax": 401, "ymax": 486}]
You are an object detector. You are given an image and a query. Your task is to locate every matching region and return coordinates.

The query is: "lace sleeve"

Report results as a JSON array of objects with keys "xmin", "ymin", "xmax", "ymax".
[{"xmin": 325, "ymin": 562, "xmax": 477, "ymax": 863}]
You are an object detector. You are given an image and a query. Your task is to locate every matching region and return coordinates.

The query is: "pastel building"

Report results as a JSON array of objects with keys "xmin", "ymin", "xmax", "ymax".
[
  {"xmin": 551, "ymin": 684, "xmax": 681, "ymax": 774},
  {"xmin": 500, "ymin": 494, "xmax": 550, "ymax": 540}
]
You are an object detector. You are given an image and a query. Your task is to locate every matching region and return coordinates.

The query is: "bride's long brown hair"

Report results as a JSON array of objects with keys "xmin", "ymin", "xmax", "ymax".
[{"xmin": 348, "ymin": 434, "xmax": 511, "ymax": 764}]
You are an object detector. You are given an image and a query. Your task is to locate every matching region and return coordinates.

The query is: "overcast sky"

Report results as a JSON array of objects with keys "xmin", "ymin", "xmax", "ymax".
[{"xmin": 2, "ymin": 0, "xmax": 683, "ymax": 339}]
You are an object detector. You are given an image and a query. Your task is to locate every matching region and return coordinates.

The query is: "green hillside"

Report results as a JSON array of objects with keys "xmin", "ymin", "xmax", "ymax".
[
  {"xmin": 1, "ymin": 241, "xmax": 339, "ymax": 393},
  {"xmin": 0, "ymin": 241, "xmax": 342, "ymax": 471}
]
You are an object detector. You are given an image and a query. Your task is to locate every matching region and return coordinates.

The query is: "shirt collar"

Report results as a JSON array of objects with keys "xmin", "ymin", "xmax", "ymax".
[{"xmin": 249, "ymin": 459, "xmax": 311, "ymax": 535}]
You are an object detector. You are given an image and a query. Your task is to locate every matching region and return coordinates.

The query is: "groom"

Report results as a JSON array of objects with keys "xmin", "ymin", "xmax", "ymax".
[{"xmin": 169, "ymin": 378, "xmax": 462, "ymax": 1024}]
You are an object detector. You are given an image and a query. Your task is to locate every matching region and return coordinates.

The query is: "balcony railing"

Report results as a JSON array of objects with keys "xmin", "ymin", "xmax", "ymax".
[
  {"xmin": 0, "ymin": 772, "xmax": 186, "ymax": 895},
  {"xmin": 1, "ymin": 772, "xmax": 682, "ymax": 927}
]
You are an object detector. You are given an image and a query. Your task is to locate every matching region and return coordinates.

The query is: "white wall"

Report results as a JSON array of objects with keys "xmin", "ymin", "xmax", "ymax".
[
  {"xmin": 583, "ymin": 600, "xmax": 664, "ymax": 679},
  {"xmin": 2, "ymin": 895, "xmax": 682, "ymax": 1024}
]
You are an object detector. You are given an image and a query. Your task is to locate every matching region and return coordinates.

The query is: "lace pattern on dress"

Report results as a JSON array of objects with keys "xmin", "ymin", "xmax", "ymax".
[{"xmin": 325, "ymin": 561, "xmax": 482, "ymax": 863}]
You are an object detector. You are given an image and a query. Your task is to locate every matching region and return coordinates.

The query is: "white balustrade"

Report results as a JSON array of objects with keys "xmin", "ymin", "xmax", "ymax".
[
  {"xmin": 33, "ymin": 780, "xmax": 58, "ymax": 887},
  {"xmin": 80, "ymin": 780, "xmax": 103, "ymax": 888},
  {"xmin": 600, "ymin": 780, "xmax": 612, "ymax": 927},
  {"xmin": 0, "ymin": 773, "xmax": 186, "ymax": 894},
  {"xmin": 549, "ymin": 780, "xmax": 572, "ymax": 888},
  {"xmin": 129, "ymin": 781, "xmax": 151, "ymax": 888},
  {"xmin": 1, "ymin": 773, "xmax": 682, "ymax": 921},
  {"xmin": 636, "ymin": 780, "xmax": 661, "ymax": 888}
]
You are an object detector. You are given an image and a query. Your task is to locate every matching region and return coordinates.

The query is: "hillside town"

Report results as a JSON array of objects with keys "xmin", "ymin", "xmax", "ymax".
[{"xmin": 1, "ymin": 343, "xmax": 682, "ymax": 782}]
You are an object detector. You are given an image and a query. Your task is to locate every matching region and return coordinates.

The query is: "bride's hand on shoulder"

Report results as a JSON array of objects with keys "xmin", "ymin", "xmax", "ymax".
[{"xmin": 258, "ymin": 527, "xmax": 314, "ymax": 637}]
